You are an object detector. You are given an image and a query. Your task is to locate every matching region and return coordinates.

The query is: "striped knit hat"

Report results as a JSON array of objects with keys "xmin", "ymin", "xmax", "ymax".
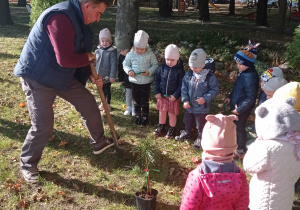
[{"xmin": 234, "ymin": 40, "xmax": 260, "ymax": 67}]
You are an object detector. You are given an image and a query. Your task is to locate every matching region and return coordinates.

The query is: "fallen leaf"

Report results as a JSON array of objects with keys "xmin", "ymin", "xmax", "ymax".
[
  {"xmin": 162, "ymin": 150, "xmax": 167, "ymax": 155},
  {"xmin": 169, "ymin": 191, "xmax": 174, "ymax": 195},
  {"xmin": 73, "ymin": 183, "xmax": 79, "ymax": 191},
  {"xmin": 19, "ymin": 198, "xmax": 27, "ymax": 208},
  {"xmin": 58, "ymin": 141, "xmax": 68, "ymax": 146},
  {"xmin": 130, "ymin": 139, "xmax": 135, "ymax": 143},
  {"xmin": 52, "ymin": 151, "xmax": 58, "ymax": 155},
  {"xmin": 169, "ymin": 167, "xmax": 175, "ymax": 175},
  {"xmin": 11, "ymin": 157, "xmax": 17, "ymax": 162},
  {"xmin": 17, "ymin": 180, "xmax": 24, "ymax": 184},
  {"xmin": 18, "ymin": 102, "xmax": 26, "ymax": 107},
  {"xmin": 191, "ymin": 157, "xmax": 201, "ymax": 164}
]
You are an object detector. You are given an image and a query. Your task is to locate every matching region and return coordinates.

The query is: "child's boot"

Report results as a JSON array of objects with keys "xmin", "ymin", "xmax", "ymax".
[
  {"xmin": 153, "ymin": 124, "xmax": 165, "ymax": 136},
  {"xmin": 193, "ymin": 138, "xmax": 202, "ymax": 150},
  {"xmin": 166, "ymin": 126, "xmax": 176, "ymax": 139},
  {"xmin": 175, "ymin": 130, "xmax": 191, "ymax": 142},
  {"xmin": 140, "ymin": 116, "xmax": 148, "ymax": 127}
]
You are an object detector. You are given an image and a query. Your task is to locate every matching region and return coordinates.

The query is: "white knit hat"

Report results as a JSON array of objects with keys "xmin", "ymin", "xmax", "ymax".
[
  {"xmin": 99, "ymin": 28, "xmax": 112, "ymax": 42},
  {"xmin": 133, "ymin": 30, "xmax": 149, "ymax": 48},
  {"xmin": 165, "ymin": 44, "xmax": 179, "ymax": 60},
  {"xmin": 262, "ymin": 77, "xmax": 288, "ymax": 92},
  {"xmin": 189, "ymin": 49, "xmax": 207, "ymax": 68}
]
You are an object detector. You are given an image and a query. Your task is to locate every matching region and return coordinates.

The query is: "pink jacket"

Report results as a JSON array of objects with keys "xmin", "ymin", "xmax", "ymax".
[{"xmin": 180, "ymin": 164, "xmax": 249, "ymax": 210}]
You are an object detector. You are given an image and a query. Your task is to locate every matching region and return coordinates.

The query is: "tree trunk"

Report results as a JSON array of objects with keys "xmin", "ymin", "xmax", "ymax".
[
  {"xmin": 277, "ymin": 0, "xmax": 287, "ymax": 34},
  {"xmin": 229, "ymin": 0, "xmax": 235, "ymax": 15},
  {"xmin": 17, "ymin": 0, "xmax": 27, "ymax": 6},
  {"xmin": 298, "ymin": 0, "xmax": 300, "ymax": 12},
  {"xmin": 256, "ymin": 0, "xmax": 268, "ymax": 26},
  {"xmin": 115, "ymin": 0, "xmax": 140, "ymax": 42},
  {"xmin": 158, "ymin": 0, "xmax": 171, "ymax": 17},
  {"xmin": 0, "ymin": 0, "xmax": 13, "ymax": 25},
  {"xmin": 198, "ymin": 0, "xmax": 210, "ymax": 21}
]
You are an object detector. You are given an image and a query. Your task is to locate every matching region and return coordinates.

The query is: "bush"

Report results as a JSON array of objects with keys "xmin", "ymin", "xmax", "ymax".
[
  {"xmin": 30, "ymin": 0, "xmax": 64, "ymax": 27},
  {"xmin": 285, "ymin": 25, "xmax": 300, "ymax": 71}
]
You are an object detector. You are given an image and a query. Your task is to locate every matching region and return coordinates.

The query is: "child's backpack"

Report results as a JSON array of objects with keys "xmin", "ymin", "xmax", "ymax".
[{"xmin": 204, "ymin": 57, "xmax": 215, "ymax": 73}]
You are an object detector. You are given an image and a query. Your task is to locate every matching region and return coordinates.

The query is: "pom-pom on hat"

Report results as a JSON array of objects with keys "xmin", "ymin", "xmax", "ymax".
[
  {"xmin": 273, "ymin": 82, "xmax": 300, "ymax": 114},
  {"xmin": 201, "ymin": 114, "xmax": 238, "ymax": 163},
  {"xmin": 262, "ymin": 77, "xmax": 288, "ymax": 92},
  {"xmin": 189, "ymin": 48, "xmax": 207, "ymax": 68},
  {"xmin": 165, "ymin": 44, "xmax": 180, "ymax": 60},
  {"xmin": 260, "ymin": 67, "xmax": 284, "ymax": 82},
  {"xmin": 99, "ymin": 28, "xmax": 112, "ymax": 42},
  {"xmin": 234, "ymin": 40, "xmax": 260, "ymax": 67},
  {"xmin": 133, "ymin": 30, "xmax": 149, "ymax": 48},
  {"xmin": 114, "ymin": 35, "xmax": 131, "ymax": 51}
]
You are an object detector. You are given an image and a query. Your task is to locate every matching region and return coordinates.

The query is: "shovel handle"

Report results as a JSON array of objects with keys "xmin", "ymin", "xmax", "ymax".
[{"xmin": 90, "ymin": 63, "xmax": 119, "ymax": 146}]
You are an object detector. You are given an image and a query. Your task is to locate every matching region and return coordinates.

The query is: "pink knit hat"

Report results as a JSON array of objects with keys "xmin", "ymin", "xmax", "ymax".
[
  {"xmin": 201, "ymin": 114, "xmax": 238, "ymax": 163},
  {"xmin": 165, "ymin": 44, "xmax": 179, "ymax": 60},
  {"xmin": 99, "ymin": 28, "xmax": 112, "ymax": 42}
]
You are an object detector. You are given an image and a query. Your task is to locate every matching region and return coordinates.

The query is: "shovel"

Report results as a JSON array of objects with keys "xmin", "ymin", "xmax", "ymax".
[{"xmin": 89, "ymin": 63, "xmax": 133, "ymax": 160}]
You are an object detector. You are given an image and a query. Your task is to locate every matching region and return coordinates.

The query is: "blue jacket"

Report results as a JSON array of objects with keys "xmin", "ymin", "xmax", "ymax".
[
  {"xmin": 181, "ymin": 70, "xmax": 220, "ymax": 114},
  {"xmin": 95, "ymin": 45, "xmax": 117, "ymax": 84},
  {"xmin": 229, "ymin": 67, "xmax": 259, "ymax": 114},
  {"xmin": 153, "ymin": 59, "xmax": 185, "ymax": 99},
  {"xmin": 14, "ymin": 0, "xmax": 92, "ymax": 90}
]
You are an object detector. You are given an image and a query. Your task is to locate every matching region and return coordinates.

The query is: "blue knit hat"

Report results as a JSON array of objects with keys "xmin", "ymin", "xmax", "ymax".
[{"xmin": 234, "ymin": 40, "xmax": 260, "ymax": 67}]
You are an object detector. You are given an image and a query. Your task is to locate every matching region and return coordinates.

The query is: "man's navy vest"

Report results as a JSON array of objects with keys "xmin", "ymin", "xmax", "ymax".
[{"xmin": 14, "ymin": 0, "xmax": 91, "ymax": 90}]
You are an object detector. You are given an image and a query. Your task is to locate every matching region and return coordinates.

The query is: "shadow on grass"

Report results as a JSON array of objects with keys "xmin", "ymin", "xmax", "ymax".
[
  {"xmin": 39, "ymin": 170, "xmax": 136, "ymax": 206},
  {"xmin": 0, "ymin": 118, "xmax": 190, "ymax": 188}
]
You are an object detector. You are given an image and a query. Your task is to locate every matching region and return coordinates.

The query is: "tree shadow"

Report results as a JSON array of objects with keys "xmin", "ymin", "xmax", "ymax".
[
  {"xmin": 39, "ymin": 170, "xmax": 136, "ymax": 206},
  {"xmin": 0, "ymin": 52, "xmax": 20, "ymax": 59},
  {"xmin": 0, "ymin": 118, "xmax": 190, "ymax": 188}
]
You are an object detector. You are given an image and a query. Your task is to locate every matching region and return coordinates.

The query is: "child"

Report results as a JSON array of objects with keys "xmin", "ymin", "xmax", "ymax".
[
  {"xmin": 153, "ymin": 44, "xmax": 185, "ymax": 138},
  {"xmin": 261, "ymin": 76, "xmax": 287, "ymax": 100},
  {"xmin": 180, "ymin": 114, "xmax": 249, "ymax": 210},
  {"xmin": 115, "ymin": 35, "xmax": 136, "ymax": 116},
  {"xmin": 224, "ymin": 41, "xmax": 259, "ymax": 158},
  {"xmin": 95, "ymin": 28, "xmax": 117, "ymax": 112},
  {"xmin": 123, "ymin": 30, "xmax": 158, "ymax": 126},
  {"xmin": 175, "ymin": 49, "xmax": 219, "ymax": 149},
  {"xmin": 243, "ymin": 97, "xmax": 300, "ymax": 210},
  {"xmin": 258, "ymin": 67, "xmax": 285, "ymax": 105}
]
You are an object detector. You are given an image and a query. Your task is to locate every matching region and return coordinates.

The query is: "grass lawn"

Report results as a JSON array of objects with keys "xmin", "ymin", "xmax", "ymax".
[{"xmin": 0, "ymin": 3, "xmax": 300, "ymax": 209}]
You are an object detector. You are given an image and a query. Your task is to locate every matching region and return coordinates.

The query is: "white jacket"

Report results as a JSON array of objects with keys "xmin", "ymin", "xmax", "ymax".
[{"xmin": 243, "ymin": 139, "xmax": 300, "ymax": 210}]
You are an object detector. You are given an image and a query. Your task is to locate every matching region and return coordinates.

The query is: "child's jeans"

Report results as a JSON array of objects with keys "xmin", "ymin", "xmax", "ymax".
[
  {"xmin": 183, "ymin": 111, "xmax": 207, "ymax": 139},
  {"xmin": 159, "ymin": 111, "xmax": 176, "ymax": 127},
  {"xmin": 234, "ymin": 107, "xmax": 253, "ymax": 152},
  {"xmin": 131, "ymin": 83, "xmax": 150, "ymax": 117},
  {"xmin": 102, "ymin": 83, "xmax": 111, "ymax": 104},
  {"xmin": 125, "ymin": 88, "xmax": 135, "ymax": 112}
]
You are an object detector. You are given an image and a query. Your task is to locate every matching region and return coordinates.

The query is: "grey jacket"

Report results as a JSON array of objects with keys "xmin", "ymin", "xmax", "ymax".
[{"xmin": 95, "ymin": 45, "xmax": 117, "ymax": 84}]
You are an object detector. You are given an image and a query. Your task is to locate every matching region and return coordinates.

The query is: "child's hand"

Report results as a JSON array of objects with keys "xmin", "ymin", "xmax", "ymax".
[
  {"xmin": 196, "ymin": 97, "xmax": 205, "ymax": 105},
  {"xmin": 183, "ymin": 101, "xmax": 191, "ymax": 109},
  {"xmin": 141, "ymin": 70, "xmax": 149, "ymax": 76},
  {"xmin": 128, "ymin": 70, "xmax": 135, "ymax": 77},
  {"xmin": 89, "ymin": 74, "xmax": 103, "ymax": 88},
  {"xmin": 231, "ymin": 109, "xmax": 239, "ymax": 115},
  {"xmin": 155, "ymin": 93, "xmax": 162, "ymax": 99},
  {"xmin": 169, "ymin": 95, "xmax": 176, "ymax": 102},
  {"xmin": 232, "ymin": 105, "xmax": 239, "ymax": 115},
  {"xmin": 224, "ymin": 98, "xmax": 230, "ymax": 104},
  {"xmin": 110, "ymin": 78, "xmax": 115, "ymax": 83},
  {"xmin": 120, "ymin": 81, "xmax": 125, "ymax": 85}
]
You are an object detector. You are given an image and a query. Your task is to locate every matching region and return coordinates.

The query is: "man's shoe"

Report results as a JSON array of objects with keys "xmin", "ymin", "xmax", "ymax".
[
  {"xmin": 193, "ymin": 138, "xmax": 202, "ymax": 150},
  {"xmin": 93, "ymin": 137, "xmax": 114, "ymax": 154},
  {"xmin": 175, "ymin": 130, "xmax": 191, "ymax": 142},
  {"xmin": 21, "ymin": 167, "xmax": 39, "ymax": 183},
  {"xmin": 166, "ymin": 127, "xmax": 176, "ymax": 139},
  {"xmin": 153, "ymin": 124, "xmax": 165, "ymax": 136}
]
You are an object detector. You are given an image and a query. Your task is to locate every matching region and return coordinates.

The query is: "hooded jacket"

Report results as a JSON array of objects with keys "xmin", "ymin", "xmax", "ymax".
[{"xmin": 180, "ymin": 161, "xmax": 249, "ymax": 210}]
